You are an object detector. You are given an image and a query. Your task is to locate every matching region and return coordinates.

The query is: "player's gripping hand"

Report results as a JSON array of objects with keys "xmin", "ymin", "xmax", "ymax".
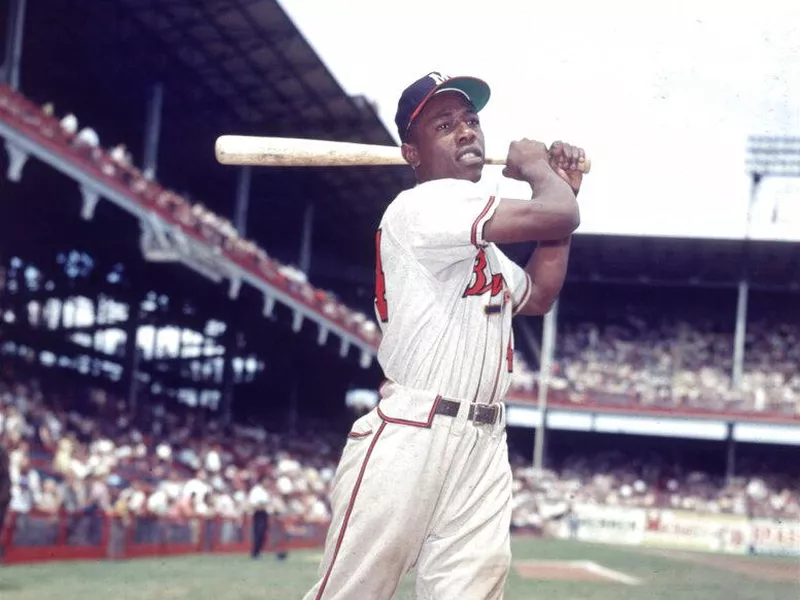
[
  {"xmin": 502, "ymin": 138, "xmax": 552, "ymax": 183},
  {"xmin": 548, "ymin": 140, "xmax": 585, "ymax": 196}
]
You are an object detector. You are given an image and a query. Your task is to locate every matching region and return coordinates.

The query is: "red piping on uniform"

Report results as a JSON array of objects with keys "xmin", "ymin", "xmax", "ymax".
[
  {"xmin": 315, "ymin": 421, "xmax": 387, "ymax": 599},
  {"xmin": 470, "ymin": 196, "xmax": 496, "ymax": 247},
  {"xmin": 377, "ymin": 395, "xmax": 442, "ymax": 428}
]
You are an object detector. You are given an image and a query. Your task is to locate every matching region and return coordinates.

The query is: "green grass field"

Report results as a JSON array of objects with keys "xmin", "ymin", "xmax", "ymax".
[{"xmin": 1, "ymin": 538, "xmax": 797, "ymax": 600}]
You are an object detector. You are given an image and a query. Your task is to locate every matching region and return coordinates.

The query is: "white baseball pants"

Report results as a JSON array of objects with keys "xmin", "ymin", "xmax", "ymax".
[{"xmin": 303, "ymin": 382, "xmax": 512, "ymax": 600}]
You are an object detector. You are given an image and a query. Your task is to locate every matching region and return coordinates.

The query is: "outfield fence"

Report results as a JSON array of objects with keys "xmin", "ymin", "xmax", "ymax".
[
  {"xmin": 3, "ymin": 506, "xmax": 798, "ymax": 565},
  {"xmin": 0, "ymin": 510, "xmax": 329, "ymax": 565},
  {"xmin": 552, "ymin": 504, "xmax": 800, "ymax": 557}
]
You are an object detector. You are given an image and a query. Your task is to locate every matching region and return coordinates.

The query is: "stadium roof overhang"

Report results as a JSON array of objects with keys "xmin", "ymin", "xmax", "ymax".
[
  {"xmin": 19, "ymin": 0, "xmax": 414, "ymax": 301},
  {"xmin": 111, "ymin": 0, "xmax": 416, "ymax": 259},
  {"xmin": 566, "ymin": 234, "xmax": 800, "ymax": 293}
]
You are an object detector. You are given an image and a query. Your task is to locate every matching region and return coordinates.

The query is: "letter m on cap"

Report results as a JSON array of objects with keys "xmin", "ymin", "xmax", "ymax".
[{"xmin": 428, "ymin": 72, "xmax": 450, "ymax": 85}]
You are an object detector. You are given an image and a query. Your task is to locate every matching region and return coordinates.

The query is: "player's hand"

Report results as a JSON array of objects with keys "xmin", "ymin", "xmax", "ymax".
[
  {"xmin": 502, "ymin": 138, "xmax": 551, "ymax": 182},
  {"xmin": 548, "ymin": 141, "xmax": 584, "ymax": 196}
]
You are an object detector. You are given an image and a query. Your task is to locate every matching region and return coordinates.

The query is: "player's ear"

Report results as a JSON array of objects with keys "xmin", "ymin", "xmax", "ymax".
[{"xmin": 401, "ymin": 142, "xmax": 420, "ymax": 169}]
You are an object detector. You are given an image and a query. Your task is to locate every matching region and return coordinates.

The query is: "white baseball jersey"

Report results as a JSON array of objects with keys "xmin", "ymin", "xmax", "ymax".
[{"xmin": 373, "ymin": 177, "xmax": 532, "ymax": 405}]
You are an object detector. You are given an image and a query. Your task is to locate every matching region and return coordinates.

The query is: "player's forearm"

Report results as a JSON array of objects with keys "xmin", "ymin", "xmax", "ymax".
[
  {"xmin": 518, "ymin": 236, "xmax": 572, "ymax": 316},
  {"xmin": 483, "ymin": 176, "xmax": 579, "ymax": 245},
  {"xmin": 524, "ymin": 168, "xmax": 580, "ymax": 240}
]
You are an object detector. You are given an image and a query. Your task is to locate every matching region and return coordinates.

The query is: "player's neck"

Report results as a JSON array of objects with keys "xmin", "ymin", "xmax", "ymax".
[{"xmin": 415, "ymin": 173, "xmax": 481, "ymax": 185}]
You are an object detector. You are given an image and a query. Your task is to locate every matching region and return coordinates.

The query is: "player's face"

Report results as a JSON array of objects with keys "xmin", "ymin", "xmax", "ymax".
[{"xmin": 406, "ymin": 91, "xmax": 485, "ymax": 183}]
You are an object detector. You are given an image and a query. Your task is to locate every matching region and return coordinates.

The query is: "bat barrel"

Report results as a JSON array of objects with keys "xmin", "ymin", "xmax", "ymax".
[{"xmin": 215, "ymin": 135, "xmax": 408, "ymax": 167}]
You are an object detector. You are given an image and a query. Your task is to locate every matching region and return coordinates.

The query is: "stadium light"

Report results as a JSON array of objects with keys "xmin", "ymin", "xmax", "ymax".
[
  {"xmin": 746, "ymin": 135, "xmax": 800, "ymax": 180},
  {"xmin": 744, "ymin": 135, "xmax": 800, "ymax": 232}
]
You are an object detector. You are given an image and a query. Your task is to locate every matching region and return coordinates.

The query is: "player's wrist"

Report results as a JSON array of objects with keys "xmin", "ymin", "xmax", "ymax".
[
  {"xmin": 520, "ymin": 160, "xmax": 554, "ymax": 187},
  {"xmin": 525, "ymin": 165, "xmax": 570, "ymax": 196}
]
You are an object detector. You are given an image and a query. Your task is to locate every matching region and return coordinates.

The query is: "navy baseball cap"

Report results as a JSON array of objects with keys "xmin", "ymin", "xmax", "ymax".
[{"xmin": 395, "ymin": 71, "xmax": 491, "ymax": 143}]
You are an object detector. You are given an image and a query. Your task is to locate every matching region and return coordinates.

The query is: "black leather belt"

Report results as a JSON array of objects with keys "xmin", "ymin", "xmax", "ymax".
[{"xmin": 435, "ymin": 398, "xmax": 499, "ymax": 425}]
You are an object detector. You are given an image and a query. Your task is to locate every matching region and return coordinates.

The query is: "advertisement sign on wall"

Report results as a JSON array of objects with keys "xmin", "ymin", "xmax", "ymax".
[
  {"xmin": 640, "ymin": 510, "xmax": 750, "ymax": 555},
  {"xmin": 557, "ymin": 504, "xmax": 645, "ymax": 546},
  {"xmin": 550, "ymin": 505, "xmax": 799, "ymax": 559},
  {"xmin": 748, "ymin": 519, "xmax": 800, "ymax": 556}
]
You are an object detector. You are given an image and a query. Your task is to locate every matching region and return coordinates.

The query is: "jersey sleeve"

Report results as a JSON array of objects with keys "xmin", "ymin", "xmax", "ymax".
[
  {"xmin": 387, "ymin": 178, "xmax": 499, "ymax": 274},
  {"xmin": 495, "ymin": 249, "xmax": 532, "ymax": 316}
]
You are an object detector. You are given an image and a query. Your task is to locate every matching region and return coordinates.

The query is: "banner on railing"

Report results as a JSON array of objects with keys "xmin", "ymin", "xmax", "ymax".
[{"xmin": 748, "ymin": 519, "xmax": 800, "ymax": 556}]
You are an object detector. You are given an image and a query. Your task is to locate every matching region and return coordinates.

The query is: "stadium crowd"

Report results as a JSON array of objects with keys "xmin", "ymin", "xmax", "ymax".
[
  {"xmin": 2, "ymin": 365, "xmax": 798, "ymax": 547},
  {"xmin": 0, "ymin": 372, "xmax": 335, "ymax": 548},
  {"xmin": 510, "ymin": 316, "xmax": 800, "ymax": 416},
  {"xmin": 509, "ymin": 449, "xmax": 800, "ymax": 533}
]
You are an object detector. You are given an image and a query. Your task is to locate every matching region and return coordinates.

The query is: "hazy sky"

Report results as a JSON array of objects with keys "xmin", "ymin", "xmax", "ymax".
[{"xmin": 278, "ymin": 0, "xmax": 800, "ymax": 241}]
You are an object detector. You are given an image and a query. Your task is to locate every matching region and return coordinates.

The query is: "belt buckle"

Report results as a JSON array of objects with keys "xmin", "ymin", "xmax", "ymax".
[{"xmin": 473, "ymin": 403, "xmax": 498, "ymax": 425}]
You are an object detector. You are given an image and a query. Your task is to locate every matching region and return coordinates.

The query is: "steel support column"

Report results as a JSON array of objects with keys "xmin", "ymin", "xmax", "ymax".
[
  {"xmin": 234, "ymin": 167, "xmax": 251, "ymax": 237},
  {"xmin": 299, "ymin": 203, "xmax": 314, "ymax": 274},
  {"xmin": 2, "ymin": 0, "xmax": 27, "ymax": 90},
  {"xmin": 142, "ymin": 83, "xmax": 164, "ymax": 180},
  {"xmin": 533, "ymin": 299, "xmax": 559, "ymax": 471}
]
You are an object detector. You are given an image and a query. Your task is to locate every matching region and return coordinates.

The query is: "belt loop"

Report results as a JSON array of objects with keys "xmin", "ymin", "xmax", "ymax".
[{"xmin": 452, "ymin": 398, "xmax": 469, "ymax": 436}]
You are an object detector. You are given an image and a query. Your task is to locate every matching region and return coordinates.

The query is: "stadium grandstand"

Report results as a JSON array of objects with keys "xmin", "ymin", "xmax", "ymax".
[{"xmin": 0, "ymin": 0, "xmax": 799, "ymax": 597}]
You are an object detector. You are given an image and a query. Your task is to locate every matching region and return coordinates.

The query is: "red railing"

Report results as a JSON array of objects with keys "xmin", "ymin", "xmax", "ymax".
[{"xmin": 0, "ymin": 510, "xmax": 328, "ymax": 565}]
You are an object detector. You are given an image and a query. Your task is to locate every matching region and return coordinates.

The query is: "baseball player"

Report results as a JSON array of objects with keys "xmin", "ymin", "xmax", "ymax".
[{"xmin": 303, "ymin": 72, "xmax": 583, "ymax": 600}]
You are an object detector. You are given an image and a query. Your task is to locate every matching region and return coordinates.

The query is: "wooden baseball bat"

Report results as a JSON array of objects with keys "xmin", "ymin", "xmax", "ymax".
[{"xmin": 215, "ymin": 135, "xmax": 592, "ymax": 174}]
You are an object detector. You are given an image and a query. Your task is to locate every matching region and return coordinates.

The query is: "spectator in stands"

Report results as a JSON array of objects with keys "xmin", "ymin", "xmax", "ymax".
[
  {"xmin": 74, "ymin": 127, "xmax": 99, "ymax": 149},
  {"xmin": 59, "ymin": 113, "xmax": 77, "ymax": 136},
  {"xmin": 36, "ymin": 479, "xmax": 62, "ymax": 516},
  {"xmin": 109, "ymin": 144, "xmax": 132, "ymax": 167}
]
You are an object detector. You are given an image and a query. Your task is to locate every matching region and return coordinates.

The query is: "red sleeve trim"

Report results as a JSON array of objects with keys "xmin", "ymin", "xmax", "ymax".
[
  {"xmin": 470, "ymin": 195, "xmax": 496, "ymax": 248},
  {"xmin": 513, "ymin": 273, "xmax": 533, "ymax": 316}
]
